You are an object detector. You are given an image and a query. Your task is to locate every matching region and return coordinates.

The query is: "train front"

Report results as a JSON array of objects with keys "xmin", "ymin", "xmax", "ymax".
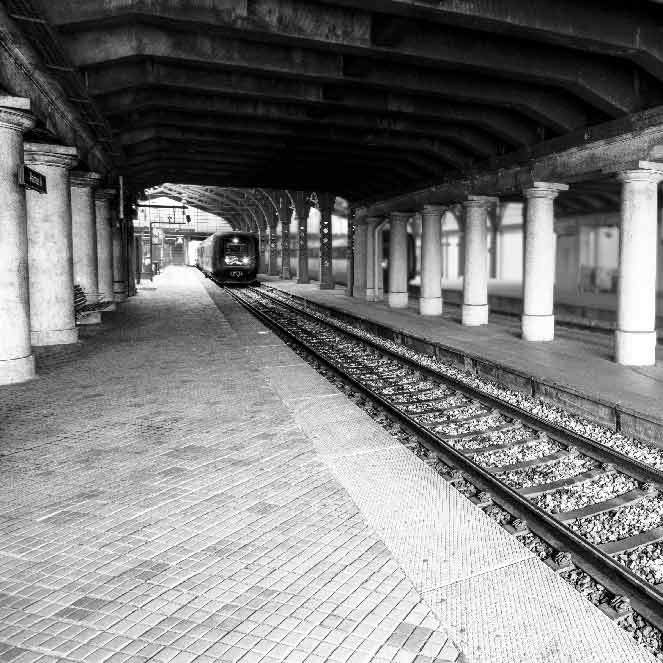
[{"xmin": 215, "ymin": 232, "xmax": 259, "ymax": 284}]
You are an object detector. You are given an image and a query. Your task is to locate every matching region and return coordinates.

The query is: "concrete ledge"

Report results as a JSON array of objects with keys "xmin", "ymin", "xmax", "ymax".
[{"xmin": 263, "ymin": 283, "xmax": 663, "ymax": 448}]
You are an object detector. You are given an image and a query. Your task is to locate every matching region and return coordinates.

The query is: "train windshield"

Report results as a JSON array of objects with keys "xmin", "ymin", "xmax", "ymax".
[{"xmin": 223, "ymin": 237, "xmax": 255, "ymax": 265}]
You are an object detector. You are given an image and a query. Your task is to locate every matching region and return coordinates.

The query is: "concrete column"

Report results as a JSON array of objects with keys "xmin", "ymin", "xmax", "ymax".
[
  {"xmin": 112, "ymin": 221, "xmax": 128, "ymax": 302},
  {"xmin": 95, "ymin": 188, "xmax": 116, "ymax": 310},
  {"xmin": 0, "ymin": 102, "xmax": 36, "ymax": 384},
  {"xmin": 521, "ymin": 183, "xmax": 568, "ymax": 341},
  {"xmin": 295, "ymin": 193, "xmax": 311, "ymax": 284},
  {"xmin": 127, "ymin": 223, "xmax": 137, "ymax": 296},
  {"xmin": 462, "ymin": 197, "xmax": 496, "ymax": 326},
  {"xmin": 658, "ymin": 211, "xmax": 663, "ymax": 294},
  {"xmin": 24, "ymin": 143, "xmax": 79, "ymax": 346},
  {"xmin": 71, "ymin": 171, "xmax": 102, "ymax": 324},
  {"xmin": 375, "ymin": 220, "xmax": 386, "ymax": 300},
  {"xmin": 388, "ymin": 211, "xmax": 410, "ymax": 308},
  {"xmin": 615, "ymin": 168, "xmax": 663, "ymax": 365},
  {"xmin": 420, "ymin": 205, "xmax": 444, "ymax": 315},
  {"xmin": 319, "ymin": 193, "xmax": 334, "ymax": 289},
  {"xmin": 352, "ymin": 223, "xmax": 368, "ymax": 298},
  {"xmin": 268, "ymin": 214, "xmax": 279, "ymax": 276}
]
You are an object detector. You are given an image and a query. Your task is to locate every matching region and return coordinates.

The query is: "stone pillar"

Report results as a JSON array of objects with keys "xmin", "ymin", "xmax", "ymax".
[
  {"xmin": 375, "ymin": 220, "xmax": 386, "ymax": 300},
  {"xmin": 420, "ymin": 205, "xmax": 444, "ymax": 315},
  {"xmin": 279, "ymin": 194, "xmax": 292, "ymax": 279},
  {"xmin": 352, "ymin": 223, "xmax": 368, "ymax": 298},
  {"xmin": 127, "ymin": 223, "xmax": 137, "ymax": 296},
  {"xmin": 388, "ymin": 211, "xmax": 410, "ymax": 308},
  {"xmin": 295, "ymin": 192, "xmax": 311, "ymax": 284},
  {"xmin": 112, "ymin": 220, "xmax": 128, "ymax": 302},
  {"xmin": 24, "ymin": 142, "xmax": 79, "ymax": 346},
  {"xmin": 268, "ymin": 211, "xmax": 279, "ymax": 276},
  {"xmin": 488, "ymin": 205, "xmax": 499, "ymax": 279},
  {"xmin": 615, "ymin": 168, "xmax": 663, "ymax": 365},
  {"xmin": 319, "ymin": 192, "xmax": 334, "ymax": 289},
  {"xmin": 95, "ymin": 188, "xmax": 116, "ymax": 310},
  {"xmin": 462, "ymin": 197, "xmax": 496, "ymax": 326},
  {"xmin": 0, "ymin": 102, "xmax": 36, "ymax": 384},
  {"xmin": 522, "ymin": 182, "xmax": 568, "ymax": 341},
  {"xmin": 71, "ymin": 171, "xmax": 102, "ymax": 323}
]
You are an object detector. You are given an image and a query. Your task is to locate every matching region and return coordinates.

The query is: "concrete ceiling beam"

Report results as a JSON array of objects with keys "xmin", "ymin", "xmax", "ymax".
[
  {"xmin": 60, "ymin": 20, "xmax": 635, "ymax": 117},
  {"xmin": 98, "ymin": 88, "xmax": 534, "ymax": 149}
]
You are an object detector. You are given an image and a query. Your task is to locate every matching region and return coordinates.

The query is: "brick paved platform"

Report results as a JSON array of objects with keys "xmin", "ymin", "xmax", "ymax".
[
  {"xmin": 262, "ymin": 278, "xmax": 663, "ymax": 446},
  {"xmin": 0, "ymin": 267, "xmax": 655, "ymax": 663}
]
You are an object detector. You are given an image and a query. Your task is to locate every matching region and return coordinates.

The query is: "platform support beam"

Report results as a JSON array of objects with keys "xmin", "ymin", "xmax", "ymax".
[
  {"xmin": 0, "ymin": 102, "xmax": 36, "ymax": 385},
  {"xmin": 462, "ymin": 197, "xmax": 496, "ymax": 326},
  {"xmin": 615, "ymin": 168, "xmax": 663, "ymax": 365},
  {"xmin": 268, "ymin": 210, "xmax": 279, "ymax": 276},
  {"xmin": 71, "ymin": 171, "xmax": 103, "ymax": 324},
  {"xmin": 95, "ymin": 188, "xmax": 116, "ymax": 310},
  {"xmin": 279, "ymin": 193, "xmax": 292, "ymax": 280},
  {"xmin": 319, "ymin": 192, "xmax": 335, "ymax": 290},
  {"xmin": 24, "ymin": 142, "xmax": 79, "ymax": 346},
  {"xmin": 295, "ymin": 192, "xmax": 311, "ymax": 285},
  {"xmin": 420, "ymin": 205, "xmax": 445, "ymax": 316},
  {"xmin": 522, "ymin": 183, "xmax": 568, "ymax": 341},
  {"xmin": 388, "ymin": 211, "xmax": 410, "ymax": 308}
]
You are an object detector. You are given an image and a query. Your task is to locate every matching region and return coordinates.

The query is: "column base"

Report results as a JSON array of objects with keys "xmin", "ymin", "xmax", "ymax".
[
  {"xmin": 462, "ymin": 303, "xmax": 488, "ymax": 326},
  {"xmin": 297, "ymin": 278, "xmax": 310, "ymax": 285},
  {"xmin": 113, "ymin": 293, "xmax": 128, "ymax": 303},
  {"xmin": 365, "ymin": 287, "xmax": 376, "ymax": 302},
  {"xmin": 0, "ymin": 354, "xmax": 35, "ymax": 385},
  {"xmin": 78, "ymin": 311, "xmax": 102, "ymax": 325},
  {"xmin": 320, "ymin": 283, "xmax": 335, "ymax": 290},
  {"xmin": 388, "ymin": 291, "xmax": 408, "ymax": 308},
  {"xmin": 522, "ymin": 314, "xmax": 555, "ymax": 342},
  {"xmin": 615, "ymin": 330, "xmax": 657, "ymax": 366},
  {"xmin": 419, "ymin": 296, "xmax": 442, "ymax": 316},
  {"xmin": 31, "ymin": 327, "xmax": 78, "ymax": 346},
  {"xmin": 352, "ymin": 286, "xmax": 366, "ymax": 298}
]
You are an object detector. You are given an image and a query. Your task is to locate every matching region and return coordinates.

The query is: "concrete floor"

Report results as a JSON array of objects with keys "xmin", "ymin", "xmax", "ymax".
[{"xmin": 0, "ymin": 267, "xmax": 655, "ymax": 663}]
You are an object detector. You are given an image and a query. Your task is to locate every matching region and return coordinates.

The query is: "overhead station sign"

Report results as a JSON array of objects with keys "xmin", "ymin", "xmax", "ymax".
[{"xmin": 18, "ymin": 165, "xmax": 47, "ymax": 194}]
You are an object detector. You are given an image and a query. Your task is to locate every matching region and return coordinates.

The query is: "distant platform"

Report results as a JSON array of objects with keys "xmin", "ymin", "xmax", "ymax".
[{"xmin": 262, "ymin": 276, "xmax": 663, "ymax": 446}]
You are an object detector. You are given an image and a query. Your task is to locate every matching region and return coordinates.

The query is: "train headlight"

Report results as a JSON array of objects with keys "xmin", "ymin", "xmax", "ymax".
[
  {"xmin": 225, "ymin": 256, "xmax": 232, "ymax": 264},
  {"xmin": 242, "ymin": 257, "xmax": 250, "ymax": 264}
]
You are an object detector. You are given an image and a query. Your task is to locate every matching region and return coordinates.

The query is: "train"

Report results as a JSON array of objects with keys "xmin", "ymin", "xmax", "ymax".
[{"xmin": 196, "ymin": 231, "xmax": 260, "ymax": 285}]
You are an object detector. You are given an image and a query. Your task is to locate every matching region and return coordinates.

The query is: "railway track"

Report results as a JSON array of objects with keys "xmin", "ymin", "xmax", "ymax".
[{"xmin": 221, "ymin": 281, "xmax": 663, "ymax": 657}]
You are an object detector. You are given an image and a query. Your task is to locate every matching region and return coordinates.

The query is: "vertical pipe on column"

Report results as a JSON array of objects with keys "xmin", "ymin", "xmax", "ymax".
[
  {"xmin": 24, "ymin": 143, "xmax": 79, "ymax": 346},
  {"xmin": 522, "ymin": 182, "xmax": 568, "ymax": 341},
  {"xmin": 0, "ymin": 103, "xmax": 36, "ymax": 384},
  {"xmin": 387, "ymin": 211, "xmax": 410, "ymax": 308},
  {"xmin": 419, "ymin": 205, "xmax": 444, "ymax": 316},
  {"xmin": 462, "ymin": 197, "xmax": 496, "ymax": 326},
  {"xmin": 615, "ymin": 169, "xmax": 663, "ymax": 365},
  {"xmin": 319, "ymin": 193, "xmax": 335, "ymax": 290}
]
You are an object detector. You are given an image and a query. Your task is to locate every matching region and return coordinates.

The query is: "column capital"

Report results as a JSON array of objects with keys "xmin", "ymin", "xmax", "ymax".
[
  {"xmin": 389, "ymin": 211, "xmax": 412, "ymax": 223},
  {"xmin": 365, "ymin": 215, "xmax": 384, "ymax": 226},
  {"xmin": 422, "ymin": 204, "xmax": 446, "ymax": 218},
  {"xmin": 522, "ymin": 182, "xmax": 569, "ymax": 199},
  {"xmin": 70, "ymin": 171, "xmax": 103, "ymax": 189},
  {"xmin": 462, "ymin": 195, "xmax": 499, "ymax": 209},
  {"xmin": 617, "ymin": 166, "xmax": 663, "ymax": 184},
  {"xmin": 24, "ymin": 142, "xmax": 78, "ymax": 169},
  {"xmin": 0, "ymin": 104, "xmax": 35, "ymax": 133}
]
